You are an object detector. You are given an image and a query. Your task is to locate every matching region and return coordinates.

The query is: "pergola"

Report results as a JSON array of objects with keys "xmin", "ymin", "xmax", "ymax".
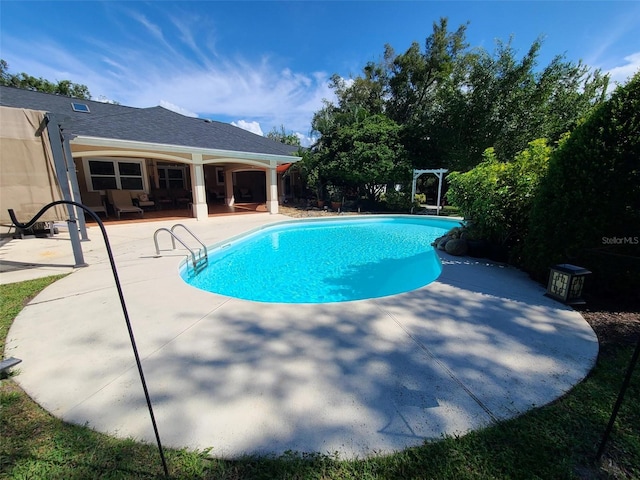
[{"xmin": 410, "ymin": 168, "xmax": 448, "ymax": 215}]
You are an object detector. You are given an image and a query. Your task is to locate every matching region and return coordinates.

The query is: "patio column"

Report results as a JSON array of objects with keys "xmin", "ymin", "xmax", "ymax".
[
  {"xmin": 267, "ymin": 163, "xmax": 278, "ymax": 214},
  {"xmin": 225, "ymin": 170, "xmax": 234, "ymax": 206},
  {"xmin": 190, "ymin": 154, "xmax": 208, "ymax": 221}
]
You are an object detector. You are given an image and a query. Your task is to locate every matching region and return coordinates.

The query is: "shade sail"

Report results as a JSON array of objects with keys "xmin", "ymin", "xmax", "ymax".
[{"xmin": 0, "ymin": 107, "xmax": 66, "ymax": 224}]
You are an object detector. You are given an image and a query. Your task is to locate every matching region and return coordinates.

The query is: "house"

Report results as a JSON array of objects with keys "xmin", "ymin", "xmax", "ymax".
[{"xmin": 0, "ymin": 86, "xmax": 301, "ymax": 221}]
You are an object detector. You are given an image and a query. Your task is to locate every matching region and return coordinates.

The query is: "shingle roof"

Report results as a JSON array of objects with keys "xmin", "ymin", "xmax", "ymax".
[{"xmin": 0, "ymin": 86, "xmax": 300, "ymax": 157}]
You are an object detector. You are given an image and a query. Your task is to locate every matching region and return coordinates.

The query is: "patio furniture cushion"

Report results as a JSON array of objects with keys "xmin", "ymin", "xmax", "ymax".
[{"xmin": 133, "ymin": 192, "xmax": 156, "ymax": 209}]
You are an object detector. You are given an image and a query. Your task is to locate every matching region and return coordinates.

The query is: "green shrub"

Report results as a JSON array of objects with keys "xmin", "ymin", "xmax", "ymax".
[
  {"xmin": 414, "ymin": 193, "xmax": 427, "ymax": 204},
  {"xmin": 382, "ymin": 189, "xmax": 415, "ymax": 212},
  {"xmin": 524, "ymin": 72, "xmax": 640, "ymax": 296},
  {"xmin": 446, "ymin": 139, "xmax": 551, "ymax": 261}
]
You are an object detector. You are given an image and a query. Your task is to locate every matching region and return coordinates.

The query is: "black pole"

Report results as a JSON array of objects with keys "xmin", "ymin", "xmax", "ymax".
[
  {"xmin": 9, "ymin": 201, "xmax": 169, "ymax": 477},
  {"xmin": 596, "ymin": 334, "xmax": 640, "ymax": 459}
]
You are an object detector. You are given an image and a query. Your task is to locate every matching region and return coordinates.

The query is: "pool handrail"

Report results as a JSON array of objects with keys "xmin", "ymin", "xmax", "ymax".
[{"xmin": 153, "ymin": 225, "xmax": 208, "ymax": 273}]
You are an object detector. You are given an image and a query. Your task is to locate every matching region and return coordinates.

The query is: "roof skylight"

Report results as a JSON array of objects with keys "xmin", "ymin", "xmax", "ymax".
[{"xmin": 71, "ymin": 102, "xmax": 90, "ymax": 113}]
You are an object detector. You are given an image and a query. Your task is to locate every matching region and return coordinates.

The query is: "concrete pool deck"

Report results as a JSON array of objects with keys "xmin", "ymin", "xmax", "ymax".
[{"xmin": 2, "ymin": 214, "xmax": 599, "ymax": 459}]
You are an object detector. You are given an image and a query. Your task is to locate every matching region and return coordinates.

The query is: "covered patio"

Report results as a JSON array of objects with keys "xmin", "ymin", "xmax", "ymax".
[
  {"xmin": 71, "ymin": 135, "xmax": 300, "ymax": 221},
  {"xmin": 84, "ymin": 203, "xmax": 269, "ymax": 225}
]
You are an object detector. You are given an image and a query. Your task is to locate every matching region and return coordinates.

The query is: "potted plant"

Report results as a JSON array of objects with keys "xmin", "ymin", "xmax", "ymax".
[
  {"xmin": 304, "ymin": 168, "xmax": 326, "ymax": 207},
  {"xmin": 328, "ymin": 184, "xmax": 343, "ymax": 211}
]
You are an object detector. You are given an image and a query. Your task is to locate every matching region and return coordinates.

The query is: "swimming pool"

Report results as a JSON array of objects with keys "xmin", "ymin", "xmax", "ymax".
[{"xmin": 181, "ymin": 215, "xmax": 458, "ymax": 303}]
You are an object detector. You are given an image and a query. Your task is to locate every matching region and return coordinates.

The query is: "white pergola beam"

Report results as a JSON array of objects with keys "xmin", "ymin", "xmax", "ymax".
[{"xmin": 411, "ymin": 168, "xmax": 448, "ymax": 215}]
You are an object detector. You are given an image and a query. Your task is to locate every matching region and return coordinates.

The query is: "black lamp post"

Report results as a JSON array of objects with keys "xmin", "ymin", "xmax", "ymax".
[{"xmin": 545, "ymin": 263, "xmax": 592, "ymax": 305}]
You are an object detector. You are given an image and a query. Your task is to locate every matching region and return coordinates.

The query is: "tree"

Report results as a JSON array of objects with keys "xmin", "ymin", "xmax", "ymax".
[
  {"xmin": 385, "ymin": 17, "xmax": 469, "ymax": 125},
  {"xmin": 0, "ymin": 59, "xmax": 91, "ymax": 99},
  {"xmin": 266, "ymin": 125, "xmax": 301, "ymax": 146},
  {"xmin": 312, "ymin": 20, "xmax": 609, "ymax": 175},
  {"xmin": 320, "ymin": 114, "xmax": 409, "ymax": 203},
  {"xmin": 308, "ymin": 71, "xmax": 409, "ymax": 204},
  {"xmin": 304, "ymin": 18, "xmax": 609, "ymax": 208},
  {"xmin": 404, "ymin": 36, "xmax": 608, "ymax": 171}
]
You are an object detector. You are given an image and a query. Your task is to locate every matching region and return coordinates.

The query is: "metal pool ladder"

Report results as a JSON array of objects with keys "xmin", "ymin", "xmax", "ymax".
[{"xmin": 153, "ymin": 223, "xmax": 208, "ymax": 274}]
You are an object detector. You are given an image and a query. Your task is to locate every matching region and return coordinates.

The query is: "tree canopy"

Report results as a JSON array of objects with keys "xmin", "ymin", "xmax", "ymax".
[
  {"xmin": 0, "ymin": 59, "xmax": 91, "ymax": 99},
  {"xmin": 301, "ymin": 17, "xmax": 609, "ymax": 204},
  {"xmin": 265, "ymin": 125, "xmax": 301, "ymax": 146},
  {"xmin": 316, "ymin": 113, "xmax": 408, "ymax": 202}
]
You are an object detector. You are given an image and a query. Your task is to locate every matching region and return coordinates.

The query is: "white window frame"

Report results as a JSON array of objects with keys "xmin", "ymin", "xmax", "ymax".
[
  {"xmin": 157, "ymin": 164, "xmax": 187, "ymax": 190},
  {"xmin": 83, "ymin": 157, "xmax": 147, "ymax": 192}
]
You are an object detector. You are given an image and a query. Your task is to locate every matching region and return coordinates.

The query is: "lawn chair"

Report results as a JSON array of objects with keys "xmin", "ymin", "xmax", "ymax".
[
  {"xmin": 107, "ymin": 190, "xmax": 143, "ymax": 219},
  {"xmin": 82, "ymin": 191, "xmax": 108, "ymax": 218}
]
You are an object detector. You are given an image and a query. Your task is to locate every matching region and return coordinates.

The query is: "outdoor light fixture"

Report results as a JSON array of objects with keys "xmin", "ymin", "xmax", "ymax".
[{"xmin": 546, "ymin": 263, "xmax": 592, "ymax": 305}]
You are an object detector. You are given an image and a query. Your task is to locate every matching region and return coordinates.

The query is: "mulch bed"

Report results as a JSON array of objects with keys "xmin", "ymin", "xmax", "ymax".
[{"xmin": 578, "ymin": 296, "xmax": 640, "ymax": 347}]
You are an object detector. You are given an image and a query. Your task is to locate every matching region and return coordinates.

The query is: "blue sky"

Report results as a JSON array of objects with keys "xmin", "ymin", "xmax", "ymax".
[{"xmin": 1, "ymin": 1, "xmax": 639, "ymax": 145}]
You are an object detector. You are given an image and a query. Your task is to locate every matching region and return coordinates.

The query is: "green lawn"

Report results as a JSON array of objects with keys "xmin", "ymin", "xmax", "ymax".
[{"xmin": 1, "ymin": 276, "xmax": 638, "ymax": 479}]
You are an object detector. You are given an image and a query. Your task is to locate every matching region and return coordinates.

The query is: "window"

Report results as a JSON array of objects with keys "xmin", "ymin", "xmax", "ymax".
[
  {"xmin": 86, "ymin": 158, "xmax": 144, "ymax": 191},
  {"xmin": 118, "ymin": 162, "xmax": 143, "ymax": 190},
  {"xmin": 157, "ymin": 165, "xmax": 186, "ymax": 190}
]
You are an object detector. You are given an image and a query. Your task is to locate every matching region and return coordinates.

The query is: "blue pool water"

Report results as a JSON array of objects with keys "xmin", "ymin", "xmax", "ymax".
[{"xmin": 182, "ymin": 216, "xmax": 456, "ymax": 303}]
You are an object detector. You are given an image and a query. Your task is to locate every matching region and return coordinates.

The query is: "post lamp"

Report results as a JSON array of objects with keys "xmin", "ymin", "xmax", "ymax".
[{"xmin": 545, "ymin": 263, "xmax": 592, "ymax": 305}]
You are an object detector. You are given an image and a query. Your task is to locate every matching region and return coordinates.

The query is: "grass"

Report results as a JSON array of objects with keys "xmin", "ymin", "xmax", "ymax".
[{"xmin": 1, "ymin": 276, "xmax": 638, "ymax": 479}]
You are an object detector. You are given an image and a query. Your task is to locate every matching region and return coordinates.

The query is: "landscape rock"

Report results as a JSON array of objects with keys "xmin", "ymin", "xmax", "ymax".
[
  {"xmin": 445, "ymin": 238, "xmax": 469, "ymax": 256},
  {"xmin": 436, "ymin": 237, "xmax": 450, "ymax": 250}
]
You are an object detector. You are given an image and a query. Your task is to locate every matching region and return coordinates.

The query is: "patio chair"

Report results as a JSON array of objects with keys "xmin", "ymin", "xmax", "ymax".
[
  {"xmin": 237, "ymin": 187, "xmax": 252, "ymax": 202},
  {"xmin": 172, "ymin": 189, "xmax": 191, "ymax": 209},
  {"xmin": 132, "ymin": 191, "xmax": 156, "ymax": 210},
  {"xmin": 107, "ymin": 189, "xmax": 144, "ymax": 219},
  {"xmin": 152, "ymin": 188, "xmax": 175, "ymax": 209},
  {"xmin": 82, "ymin": 191, "xmax": 108, "ymax": 218}
]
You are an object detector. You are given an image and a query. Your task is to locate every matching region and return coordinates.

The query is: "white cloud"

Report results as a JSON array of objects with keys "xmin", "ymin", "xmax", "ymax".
[
  {"xmin": 160, "ymin": 100, "xmax": 199, "ymax": 118},
  {"xmin": 232, "ymin": 120, "xmax": 264, "ymax": 136},
  {"xmin": 0, "ymin": 8, "xmax": 337, "ymax": 137},
  {"xmin": 605, "ymin": 52, "xmax": 640, "ymax": 88},
  {"xmin": 94, "ymin": 95, "xmax": 119, "ymax": 104},
  {"xmin": 3, "ymin": 38, "xmax": 332, "ymax": 135},
  {"xmin": 294, "ymin": 132, "xmax": 307, "ymax": 144},
  {"xmin": 294, "ymin": 131, "xmax": 318, "ymax": 148}
]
